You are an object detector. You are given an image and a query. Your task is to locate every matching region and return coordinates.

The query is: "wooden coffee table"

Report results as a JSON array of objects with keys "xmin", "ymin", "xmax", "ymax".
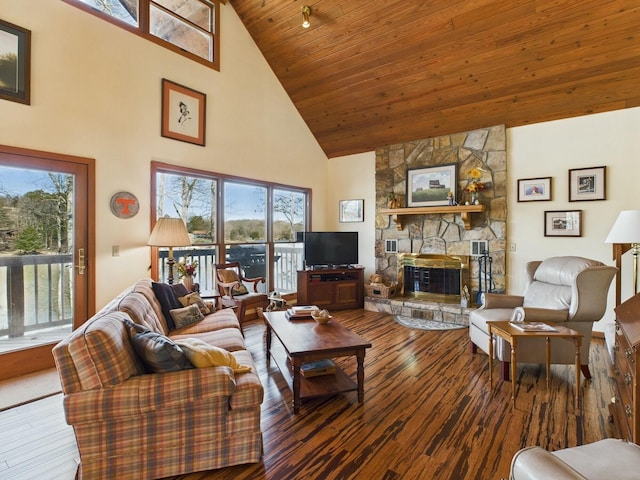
[
  {"xmin": 488, "ymin": 320, "xmax": 583, "ymax": 409},
  {"xmin": 262, "ymin": 311, "xmax": 372, "ymax": 413}
]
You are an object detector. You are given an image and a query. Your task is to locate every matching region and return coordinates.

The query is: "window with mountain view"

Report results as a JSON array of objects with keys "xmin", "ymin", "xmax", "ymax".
[{"xmin": 152, "ymin": 163, "xmax": 309, "ymax": 294}]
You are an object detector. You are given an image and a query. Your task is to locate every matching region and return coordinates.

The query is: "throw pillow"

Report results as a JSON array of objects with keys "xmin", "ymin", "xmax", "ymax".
[
  {"xmin": 174, "ymin": 337, "xmax": 252, "ymax": 373},
  {"xmin": 171, "ymin": 283, "xmax": 190, "ymax": 298},
  {"xmin": 218, "ymin": 269, "xmax": 249, "ymax": 296},
  {"xmin": 123, "ymin": 318, "xmax": 192, "ymax": 373},
  {"xmin": 151, "ymin": 281, "xmax": 182, "ymax": 330},
  {"xmin": 178, "ymin": 291, "xmax": 212, "ymax": 315},
  {"xmin": 170, "ymin": 304, "xmax": 204, "ymax": 329}
]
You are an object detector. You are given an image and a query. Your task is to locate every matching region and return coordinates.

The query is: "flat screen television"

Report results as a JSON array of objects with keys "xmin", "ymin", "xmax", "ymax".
[{"xmin": 303, "ymin": 231, "xmax": 358, "ymax": 268}]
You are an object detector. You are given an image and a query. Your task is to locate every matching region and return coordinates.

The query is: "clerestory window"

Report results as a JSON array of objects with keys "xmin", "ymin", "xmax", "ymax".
[{"xmin": 63, "ymin": 0, "xmax": 219, "ymax": 70}]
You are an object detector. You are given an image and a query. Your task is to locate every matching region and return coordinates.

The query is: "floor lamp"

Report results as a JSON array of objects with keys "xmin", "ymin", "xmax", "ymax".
[
  {"xmin": 606, "ymin": 210, "xmax": 640, "ymax": 295},
  {"xmin": 148, "ymin": 217, "xmax": 192, "ymax": 284}
]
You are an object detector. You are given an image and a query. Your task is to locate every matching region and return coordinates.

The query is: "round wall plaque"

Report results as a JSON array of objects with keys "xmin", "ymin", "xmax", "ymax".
[{"xmin": 110, "ymin": 191, "xmax": 139, "ymax": 219}]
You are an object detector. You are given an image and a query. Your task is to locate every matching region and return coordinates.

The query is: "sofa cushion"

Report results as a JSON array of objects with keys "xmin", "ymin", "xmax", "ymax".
[
  {"xmin": 66, "ymin": 311, "xmax": 145, "ymax": 391},
  {"xmin": 175, "ymin": 338, "xmax": 252, "ymax": 373},
  {"xmin": 170, "ymin": 307, "xmax": 241, "ymax": 335},
  {"xmin": 116, "ymin": 291, "xmax": 165, "ymax": 333},
  {"xmin": 124, "ymin": 319, "xmax": 193, "ymax": 373},
  {"xmin": 170, "ymin": 304, "xmax": 204, "ymax": 329},
  {"xmin": 152, "ymin": 282, "xmax": 182, "ymax": 330},
  {"xmin": 171, "ymin": 326, "xmax": 246, "ymax": 352}
]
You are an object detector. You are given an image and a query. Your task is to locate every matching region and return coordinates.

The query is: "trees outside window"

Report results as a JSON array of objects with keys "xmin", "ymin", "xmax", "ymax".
[{"xmin": 152, "ymin": 163, "xmax": 310, "ymax": 293}]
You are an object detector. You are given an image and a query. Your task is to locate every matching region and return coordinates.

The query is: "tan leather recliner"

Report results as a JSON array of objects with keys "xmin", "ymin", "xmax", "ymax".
[
  {"xmin": 469, "ymin": 256, "xmax": 617, "ymax": 380},
  {"xmin": 510, "ymin": 438, "xmax": 640, "ymax": 480}
]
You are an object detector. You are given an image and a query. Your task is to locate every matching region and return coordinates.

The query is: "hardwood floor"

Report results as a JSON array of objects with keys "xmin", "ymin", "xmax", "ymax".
[{"xmin": 0, "ymin": 309, "xmax": 616, "ymax": 480}]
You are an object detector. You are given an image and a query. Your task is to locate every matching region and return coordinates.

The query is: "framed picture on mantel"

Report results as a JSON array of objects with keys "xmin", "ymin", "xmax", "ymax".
[{"xmin": 406, "ymin": 164, "xmax": 456, "ymax": 207}]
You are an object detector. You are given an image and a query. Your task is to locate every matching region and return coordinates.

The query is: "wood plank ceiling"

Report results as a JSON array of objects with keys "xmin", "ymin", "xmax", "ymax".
[{"xmin": 228, "ymin": 0, "xmax": 640, "ymax": 158}]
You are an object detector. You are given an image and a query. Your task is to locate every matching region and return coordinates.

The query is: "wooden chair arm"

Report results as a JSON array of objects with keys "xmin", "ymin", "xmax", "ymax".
[
  {"xmin": 217, "ymin": 280, "xmax": 241, "ymax": 299},
  {"xmin": 240, "ymin": 276, "xmax": 266, "ymax": 293}
]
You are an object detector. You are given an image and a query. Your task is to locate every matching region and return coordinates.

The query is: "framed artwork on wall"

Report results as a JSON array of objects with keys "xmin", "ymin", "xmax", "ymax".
[
  {"xmin": 406, "ymin": 164, "xmax": 456, "ymax": 207},
  {"xmin": 0, "ymin": 19, "xmax": 31, "ymax": 105},
  {"xmin": 161, "ymin": 79, "xmax": 206, "ymax": 146},
  {"xmin": 339, "ymin": 199, "xmax": 364, "ymax": 222},
  {"xmin": 568, "ymin": 166, "xmax": 606, "ymax": 201},
  {"xmin": 517, "ymin": 177, "xmax": 551, "ymax": 202},
  {"xmin": 544, "ymin": 210, "xmax": 582, "ymax": 237}
]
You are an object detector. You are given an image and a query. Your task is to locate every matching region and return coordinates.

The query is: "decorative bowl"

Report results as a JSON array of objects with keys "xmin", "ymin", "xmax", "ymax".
[{"xmin": 311, "ymin": 309, "xmax": 332, "ymax": 324}]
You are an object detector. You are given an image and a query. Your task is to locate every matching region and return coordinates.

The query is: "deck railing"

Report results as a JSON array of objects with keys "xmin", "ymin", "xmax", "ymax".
[
  {"xmin": 160, "ymin": 244, "xmax": 304, "ymax": 294},
  {"xmin": 0, "ymin": 244, "xmax": 304, "ymax": 341},
  {"xmin": 0, "ymin": 254, "xmax": 73, "ymax": 339}
]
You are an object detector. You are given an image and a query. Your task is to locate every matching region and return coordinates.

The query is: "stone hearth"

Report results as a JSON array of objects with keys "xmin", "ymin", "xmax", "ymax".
[{"xmin": 365, "ymin": 296, "xmax": 473, "ymax": 327}]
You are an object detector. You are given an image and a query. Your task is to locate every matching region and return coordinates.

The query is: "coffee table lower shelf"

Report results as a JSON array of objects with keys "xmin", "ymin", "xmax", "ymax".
[{"xmin": 269, "ymin": 343, "xmax": 357, "ymax": 405}]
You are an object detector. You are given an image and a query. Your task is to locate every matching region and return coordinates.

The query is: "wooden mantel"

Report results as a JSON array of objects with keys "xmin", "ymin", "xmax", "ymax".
[{"xmin": 380, "ymin": 205, "xmax": 485, "ymax": 231}]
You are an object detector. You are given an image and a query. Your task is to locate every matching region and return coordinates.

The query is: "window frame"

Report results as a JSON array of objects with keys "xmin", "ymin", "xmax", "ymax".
[
  {"xmin": 150, "ymin": 161, "xmax": 311, "ymax": 292},
  {"xmin": 62, "ymin": 0, "xmax": 221, "ymax": 71}
]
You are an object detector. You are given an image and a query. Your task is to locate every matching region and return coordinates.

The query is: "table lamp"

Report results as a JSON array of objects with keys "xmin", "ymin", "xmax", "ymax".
[
  {"xmin": 605, "ymin": 210, "xmax": 640, "ymax": 294},
  {"xmin": 147, "ymin": 216, "xmax": 191, "ymax": 284}
]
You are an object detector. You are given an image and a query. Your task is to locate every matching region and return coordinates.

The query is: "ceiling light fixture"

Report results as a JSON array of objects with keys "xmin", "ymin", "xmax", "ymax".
[{"xmin": 301, "ymin": 6, "xmax": 311, "ymax": 28}]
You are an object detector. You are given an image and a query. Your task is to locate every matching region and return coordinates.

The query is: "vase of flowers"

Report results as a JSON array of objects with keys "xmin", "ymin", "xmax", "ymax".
[
  {"xmin": 464, "ymin": 167, "xmax": 485, "ymax": 205},
  {"xmin": 177, "ymin": 256, "xmax": 198, "ymax": 292}
]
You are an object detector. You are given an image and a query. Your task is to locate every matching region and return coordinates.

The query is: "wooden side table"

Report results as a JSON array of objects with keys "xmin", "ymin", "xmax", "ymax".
[{"xmin": 488, "ymin": 321, "xmax": 583, "ymax": 409}]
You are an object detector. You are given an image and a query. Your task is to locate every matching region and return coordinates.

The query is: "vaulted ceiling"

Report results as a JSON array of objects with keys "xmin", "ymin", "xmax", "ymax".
[{"xmin": 228, "ymin": 0, "xmax": 640, "ymax": 158}]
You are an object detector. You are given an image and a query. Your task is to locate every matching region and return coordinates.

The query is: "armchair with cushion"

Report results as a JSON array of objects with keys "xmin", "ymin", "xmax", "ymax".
[
  {"xmin": 510, "ymin": 438, "xmax": 640, "ymax": 480},
  {"xmin": 215, "ymin": 261, "xmax": 268, "ymax": 325},
  {"xmin": 469, "ymin": 256, "xmax": 617, "ymax": 380}
]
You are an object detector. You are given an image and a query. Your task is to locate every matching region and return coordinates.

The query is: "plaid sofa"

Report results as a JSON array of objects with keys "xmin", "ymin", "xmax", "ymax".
[{"xmin": 52, "ymin": 279, "xmax": 264, "ymax": 480}]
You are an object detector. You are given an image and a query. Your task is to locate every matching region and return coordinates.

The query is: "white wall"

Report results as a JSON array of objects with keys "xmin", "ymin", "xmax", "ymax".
[
  {"xmin": 327, "ymin": 151, "xmax": 376, "ymax": 278},
  {"xmin": 508, "ymin": 107, "xmax": 640, "ymax": 331},
  {"xmin": 0, "ymin": 1, "xmax": 329, "ymax": 308},
  {"xmin": 332, "ymin": 107, "xmax": 640, "ymax": 333}
]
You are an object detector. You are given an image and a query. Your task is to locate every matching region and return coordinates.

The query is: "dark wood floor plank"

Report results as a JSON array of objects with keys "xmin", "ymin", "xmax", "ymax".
[{"xmin": 0, "ymin": 309, "xmax": 616, "ymax": 480}]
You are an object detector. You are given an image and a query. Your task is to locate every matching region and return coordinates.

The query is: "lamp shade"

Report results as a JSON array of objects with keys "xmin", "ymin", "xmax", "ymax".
[
  {"xmin": 147, "ymin": 217, "xmax": 191, "ymax": 247},
  {"xmin": 605, "ymin": 210, "xmax": 640, "ymax": 244}
]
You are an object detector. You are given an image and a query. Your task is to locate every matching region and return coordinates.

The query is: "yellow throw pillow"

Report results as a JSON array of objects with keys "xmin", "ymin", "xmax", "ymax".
[
  {"xmin": 178, "ymin": 292, "xmax": 212, "ymax": 314},
  {"xmin": 174, "ymin": 338, "xmax": 252, "ymax": 373}
]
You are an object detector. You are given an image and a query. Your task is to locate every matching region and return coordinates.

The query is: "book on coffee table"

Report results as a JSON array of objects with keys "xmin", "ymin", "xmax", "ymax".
[
  {"xmin": 301, "ymin": 359, "xmax": 336, "ymax": 378},
  {"xmin": 509, "ymin": 321, "xmax": 558, "ymax": 332},
  {"xmin": 286, "ymin": 305, "xmax": 318, "ymax": 320}
]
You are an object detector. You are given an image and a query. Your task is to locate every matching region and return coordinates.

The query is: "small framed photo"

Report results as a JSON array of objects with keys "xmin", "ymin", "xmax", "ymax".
[
  {"xmin": 568, "ymin": 166, "xmax": 606, "ymax": 201},
  {"xmin": 0, "ymin": 19, "xmax": 31, "ymax": 105},
  {"xmin": 517, "ymin": 177, "xmax": 551, "ymax": 202},
  {"xmin": 161, "ymin": 79, "xmax": 206, "ymax": 146},
  {"xmin": 544, "ymin": 210, "xmax": 582, "ymax": 237},
  {"xmin": 406, "ymin": 164, "xmax": 456, "ymax": 207},
  {"xmin": 339, "ymin": 199, "xmax": 364, "ymax": 223}
]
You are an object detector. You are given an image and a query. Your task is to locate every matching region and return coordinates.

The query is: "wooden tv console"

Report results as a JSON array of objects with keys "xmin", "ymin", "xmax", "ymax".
[{"xmin": 297, "ymin": 267, "xmax": 364, "ymax": 310}]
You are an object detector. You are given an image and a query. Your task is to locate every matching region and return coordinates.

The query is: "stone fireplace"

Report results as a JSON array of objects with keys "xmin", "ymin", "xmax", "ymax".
[{"xmin": 365, "ymin": 125, "xmax": 507, "ymax": 325}]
